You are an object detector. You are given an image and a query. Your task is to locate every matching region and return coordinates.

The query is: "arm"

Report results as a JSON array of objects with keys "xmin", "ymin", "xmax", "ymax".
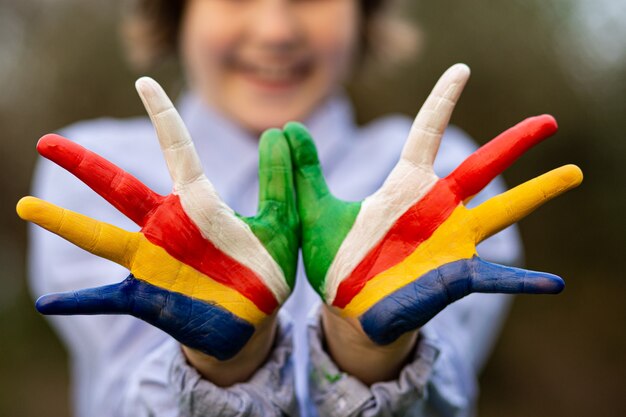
[
  {"xmin": 121, "ymin": 317, "xmax": 297, "ymax": 417},
  {"xmin": 20, "ymin": 78, "xmax": 299, "ymax": 415},
  {"xmin": 284, "ymin": 64, "xmax": 582, "ymax": 386}
]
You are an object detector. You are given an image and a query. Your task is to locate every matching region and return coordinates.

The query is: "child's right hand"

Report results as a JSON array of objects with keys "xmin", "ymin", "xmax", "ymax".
[{"xmin": 17, "ymin": 78, "xmax": 299, "ymax": 367}]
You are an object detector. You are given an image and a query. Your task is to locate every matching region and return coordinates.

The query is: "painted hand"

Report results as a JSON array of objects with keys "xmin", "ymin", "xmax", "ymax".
[
  {"xmin": 17, "ymin": 78, "xmax": 298, "ymax": 360},
  {"xmin": 284, "ymin": 64, "xmax": 583, "ymax": 345}
]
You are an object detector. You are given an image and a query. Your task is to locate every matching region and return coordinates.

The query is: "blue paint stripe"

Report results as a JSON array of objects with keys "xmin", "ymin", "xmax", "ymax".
[
  {"xmin": 359, "ymin": 256, "xmax": 564, "ymax": 345},
  {"xmin": 36, "ymin": 275, "xmax": 255, "ymax": 360}
]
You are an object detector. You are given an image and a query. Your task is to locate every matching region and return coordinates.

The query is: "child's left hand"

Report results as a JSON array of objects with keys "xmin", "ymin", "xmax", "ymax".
[{"xmin": 284, "ymin": 64, "xmax": 582, "ymax": 354}]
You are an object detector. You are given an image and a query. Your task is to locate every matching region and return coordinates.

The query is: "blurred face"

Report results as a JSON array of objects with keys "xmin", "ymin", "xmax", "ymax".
[{"xmin": 180, "ymin": 0, "xmax": 360, "ymax": 134}]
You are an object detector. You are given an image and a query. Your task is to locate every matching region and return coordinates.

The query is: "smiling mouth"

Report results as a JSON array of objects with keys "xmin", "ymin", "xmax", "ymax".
[{"xmin": 231, "ymin": 56, "xmax": 314, "ymax": 90}]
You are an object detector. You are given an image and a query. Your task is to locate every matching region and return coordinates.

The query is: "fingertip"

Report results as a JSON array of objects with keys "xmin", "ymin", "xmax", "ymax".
[
  {"xmin": 441, "ymin": 63, "xmax": 471, "ymax": 88},
  {"xmin": 451, "ymin": 63, "xmax": 471, "ymax": 78},
  {"xmin": 560, "ymin": 164, "xmax": 584, "ymax": 187},
  {"xmin": 283, "ymin": 121, "xmax": 307, "ymax": 132},
  {"xmin": 533, "ymin": 114, "xmax": 559, "ymax": 136},
  {"xmin": 135, "ymin": 76, "xmax": 157, "ymax": 102},
  {"xmin": 529, "ymin": 272, "xmax": 565, "ymax": 294},
  {"xmin": 539, "ymin": 114, "xmax": 558, "ymax": 128},
  {"xmin": 135, "ymin": 77, "xmax": 172, "ymax": 115},
  {"xmin": 551, "ymin": 275, "xmax": 565, "ymax": 293},
  {"xmin": 280, "ymin": 122, "xmax": 330, "ymax": 198},
  {"xmin": 35, "ymin": 293, "xmax": 67, "ymax": 315},
  {"xmin": 36, "ymin": 134, "xmax": 66, "ymax": 156},
  {"xmin": 540, "ymin": 164, "xmax": 584, "ymax": 195},
  {"xmin": 35, "ymin": 295, "xmax": 50, "ymax": 314},
  {"xmin": 16, "ymin": 198, "xmax": 64, "ymax": 231},
  {"xmin": 259, "ymin": 128, "xmax": 291, "ymax": 168},
  {"xmin": 259, "ymin": 128, "xmax": 284, "ymax": 143},
  {"xmin": 283, "ymin": 122, "xmax": 312, "ymax": 142},
  {"xmin": 282, "ymin": 122, "xmax": 319, "ymax": 166},
  {"xmin": 259, "ymin": 128, "xmax": 288, "ymax": 152},
  {"xmin": 135, "ymin": 76, "xmax": 158, "ymax": 95},
  {"xmin": 16, "ymin": 196, "xmax": 40, "ymax": 220}
]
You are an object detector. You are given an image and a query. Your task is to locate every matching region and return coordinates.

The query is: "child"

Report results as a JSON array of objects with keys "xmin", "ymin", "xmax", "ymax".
[{"xmin": 26, "ymin": 1, "xmax": 569, "ymax": 415}]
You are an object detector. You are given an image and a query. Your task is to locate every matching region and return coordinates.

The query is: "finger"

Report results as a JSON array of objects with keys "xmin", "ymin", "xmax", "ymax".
[
  {"xmin": 283, "ymin": 121, "xmax": 332, "ymax": 204},
  {"xmin": 471, "ymin": 165, "xmax": 583, "ymax": 243},
  {"xmin": 135, "ymin": 77, "xmax": 208, "ymax": 189},
  {"xmin": 447, "ymin": 115, "xmax": 558, "ymax": 200},
  {"xmin": 359, "ymin": 256, "xmax": 564, "ymax": 345},
  {"xmin": 254, "ymin": 128, "xmax": 298, "ymax": 287},
  {"xmin": 257, "ymin": 128, "xmax": 296, "ymax": 215},
  {"xmin": 36, "ymin": 282, "xmax": 131, "ymax": 315},
  {"xmin": 400, "ymin": 64, "xmax": 470, "ymax": 168},
  {"xmin": 469, "ymin": 258, "xmax": 565, "ymax": 294},
  {"xmin": 17, "ymin": 197, "xmax": 138, "ymax": 268},
  {"xmin": 37, "ymin": 275, "xmax": 256, "ymax": 360},
  {"xmin": 359, "ymin": 257, "xmax": 480, "ymax": 345},
  {"xmin": 37, "ymin": 134, "xmax": 163, "ymax": 226},
  {"xmin": 119, "ymin": 274, "xmax": 255, "ymax": 360}
]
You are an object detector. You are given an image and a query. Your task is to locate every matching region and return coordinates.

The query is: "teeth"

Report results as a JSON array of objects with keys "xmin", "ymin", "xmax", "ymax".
[
  {"xmin": 239, "ymin": 60, "xmax": 306, "ymax": 82},
  {"xmin": 256, "ymin": 65, "xmax": 294, "ymax": 80}
]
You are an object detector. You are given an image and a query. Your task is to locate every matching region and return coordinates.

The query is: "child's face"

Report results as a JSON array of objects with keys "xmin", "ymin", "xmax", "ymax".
[{"xmin": 180, "ymin": 0, "xmax": 359, "ymax": 133}]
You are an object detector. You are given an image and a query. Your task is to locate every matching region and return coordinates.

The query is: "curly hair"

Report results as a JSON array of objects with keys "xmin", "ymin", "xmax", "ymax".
[{"xmin": 121, "ymin": 0, "xmax": 418, "ymax": 72}]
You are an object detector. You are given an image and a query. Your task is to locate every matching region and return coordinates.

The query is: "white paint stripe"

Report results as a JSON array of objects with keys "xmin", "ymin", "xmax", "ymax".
[
  {"xmin": 324, "ymin": 65, "xmax": 470, "ymax": 304},
  {"xmin": 136, "ymin": 77, "xmax": 206, "ymax": 187},
  {"xmin": 324, "ymin": 159, "xmax": 438, "ymax": 303},
  {"xmin": 176, "ymin": 178, "xmax": 290, "ymax": 304},
  {"xmin": 136, "ymin": 77, "xmax": 289, "ymax": 304},
  {"xmin": 401, "ymin": 64, "xmax": 470, "ymax": 167}
]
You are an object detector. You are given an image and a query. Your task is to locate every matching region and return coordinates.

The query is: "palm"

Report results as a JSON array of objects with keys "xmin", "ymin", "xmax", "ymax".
[
  {"xmin": 17, "ymin": 78, "xmax": 298, "ymax": 360},
  {"xmin": 285, "ymin": 64, "xmax": 582, "ymax": 345}
]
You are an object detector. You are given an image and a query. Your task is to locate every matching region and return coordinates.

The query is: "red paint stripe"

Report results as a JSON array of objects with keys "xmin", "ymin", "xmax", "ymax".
[
  {"xmin": 38, "ymin": 135, "xmax": 277, "ymax": 314},
  {"xmin": 38, "ymin": 134, "xmax": 164, "ymax": 227},
  {"xmin": 449, "ymin": 115, "xmax": 557, "ymax": 200},
  {"xmin": 332, "ymin": 178, "xmax": 460, "ymax": 308},
  {"xmin": 142, "ymin": 195, "xmax": 278, "ymax": 314},
  {"xmin": 333, "ymin": 115, "xmax": 558, "ymax": 308}
]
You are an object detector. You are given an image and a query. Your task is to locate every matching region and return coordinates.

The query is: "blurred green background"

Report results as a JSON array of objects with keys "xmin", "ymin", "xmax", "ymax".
[{"xmin": 0, "ymin": 0, "xmax": 624, "ymax": 415}]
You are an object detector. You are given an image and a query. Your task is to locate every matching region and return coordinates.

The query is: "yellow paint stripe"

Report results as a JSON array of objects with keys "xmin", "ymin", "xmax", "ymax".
[
  {"xmin": 17, "ymin": 197, "xmax": 266, "ymax": 324},
  {"xmin": 472, "ymin": 165, "xmax": 583, "ymax": 243},
  {"xmin": 130, "ymin": 235, "xmax": 267, "ymax": 325},
  {"xmin": 342, "ymin": 205, "xmax": 477, "ymax": 317},
  {"xmin": 17, "ymin": 197, "xmax": 139, "ymax": 268}
]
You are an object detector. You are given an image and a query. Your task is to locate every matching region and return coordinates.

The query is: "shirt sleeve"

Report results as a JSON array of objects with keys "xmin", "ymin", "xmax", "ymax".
[
  {"xmin": 121, "ymin": 316, "xmax": 298, "ymax": 417},
  {"xmin": 308, "ymin": 310, "xmax": 481, "ymax": 417}
]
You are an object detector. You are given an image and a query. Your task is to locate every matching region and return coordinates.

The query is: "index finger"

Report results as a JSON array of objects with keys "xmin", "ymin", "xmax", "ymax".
[
  {"xmin": 37, "ymin": 134, "xmax": 163, "ymax": 227},
  {"xmin": 135, "ymin": 77, "xmax": 207, "ymax": 188}
]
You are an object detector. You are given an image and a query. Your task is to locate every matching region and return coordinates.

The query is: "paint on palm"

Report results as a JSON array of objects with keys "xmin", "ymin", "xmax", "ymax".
[
  {"xmin": 285, "ymin": 64, "xmax": 583, "ymax": 345},
  {"xmin": 16, "ymin": 78, "xmax": 298, "ymax": 360}
]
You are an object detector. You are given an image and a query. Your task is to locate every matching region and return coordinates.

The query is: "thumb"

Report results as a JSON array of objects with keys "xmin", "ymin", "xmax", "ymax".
[
  {"xmin": 469, "ymin": 258, "xmax": 565, "ymax": 294},
  {"xmin": 256, "ymin": 129, "xmax": 296, "ymax": 217},
  {"xmin": 36, "ymin": 280, "xmax": 132, "ymax": 315},
  {"xmin": 283, "ymin": 122, "xmax": 333, "ymax": 210}
]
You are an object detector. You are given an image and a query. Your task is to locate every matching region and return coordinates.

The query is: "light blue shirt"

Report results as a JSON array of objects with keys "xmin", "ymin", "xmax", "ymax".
[{"xmin": 29, "ymin": 92, "xmax": 522, "ymax": 417}]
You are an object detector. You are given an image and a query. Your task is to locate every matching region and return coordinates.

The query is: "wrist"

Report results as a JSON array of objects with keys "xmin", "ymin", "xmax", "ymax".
[
  {"xmin": 321, "ymin": 305, "xmax": 418, "ymax": 385},
  {"xmin": 182, "ymin": 314, "xmax": 278, "ymax": 387}
]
